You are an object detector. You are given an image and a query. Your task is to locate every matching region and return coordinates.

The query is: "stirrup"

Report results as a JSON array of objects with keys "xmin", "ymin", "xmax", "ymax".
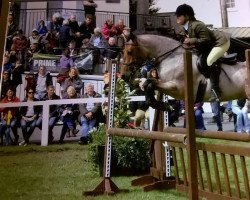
[{"xmin": 208, "ymin": 89, "xmax": 220, "ymax": 102}]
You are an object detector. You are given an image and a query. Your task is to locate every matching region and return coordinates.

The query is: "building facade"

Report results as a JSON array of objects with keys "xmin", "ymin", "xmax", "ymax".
[{"xmin": 154, "ymin": 0, "xmax": 250, "ymax": 28}]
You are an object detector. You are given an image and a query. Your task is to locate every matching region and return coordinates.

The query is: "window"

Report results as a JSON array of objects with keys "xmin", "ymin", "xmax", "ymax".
[{"xmin": 226, "ymin": 0, "xmax": 235, "ymax": 8}]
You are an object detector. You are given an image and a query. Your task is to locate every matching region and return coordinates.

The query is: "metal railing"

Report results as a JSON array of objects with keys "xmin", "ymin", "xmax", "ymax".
[{"xmin": 18, "ymin": 8, "xmax": 172, "ymax": 36}]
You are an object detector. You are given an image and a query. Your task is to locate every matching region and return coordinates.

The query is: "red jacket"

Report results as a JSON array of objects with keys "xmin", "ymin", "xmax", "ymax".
[
  {"xmin": 11, "ymin": 35, "xmax": 28, "ymax": 51},
  {"xmin": 101, "ymin": 23, "xmax": 117, "ymax": 40},
  {"xmin": 0, "ymin": 96, "xmax": 20, "ymax": 119}
]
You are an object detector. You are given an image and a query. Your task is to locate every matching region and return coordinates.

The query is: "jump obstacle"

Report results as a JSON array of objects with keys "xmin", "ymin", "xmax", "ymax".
[{"xmin": 84, "ymin": 51, "xmax": 250, "ymax": 200}]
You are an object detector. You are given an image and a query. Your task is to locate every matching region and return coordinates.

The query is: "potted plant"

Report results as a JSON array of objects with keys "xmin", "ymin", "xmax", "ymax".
[{"xmin": 88, "ymin": 78, "xmax": 151, "ymax": 176}]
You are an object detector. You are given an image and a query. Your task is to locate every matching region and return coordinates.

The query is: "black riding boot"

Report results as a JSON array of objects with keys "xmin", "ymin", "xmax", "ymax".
[{"xmin": 208, "ymin": 64, "xmax": 221, "ymax": 102}]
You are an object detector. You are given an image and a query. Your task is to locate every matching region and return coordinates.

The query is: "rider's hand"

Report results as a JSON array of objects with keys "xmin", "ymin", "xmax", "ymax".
[{"xmin": 183, "ymin": 38, "xmax": 191, "ymax": 44}]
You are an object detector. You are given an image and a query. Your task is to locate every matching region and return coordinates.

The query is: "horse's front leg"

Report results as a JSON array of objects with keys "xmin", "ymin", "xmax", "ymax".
[
  {"xmin": 156, "ymin": 81, "xmax": 184, "ymax": 99},
  {"xmin": 143, "ymin": 79, "xmax": 175, "ymax": 111}
]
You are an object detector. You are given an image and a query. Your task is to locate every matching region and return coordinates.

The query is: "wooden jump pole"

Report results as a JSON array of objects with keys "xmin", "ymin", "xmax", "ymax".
[
  {"xmin": 184, "ymin": 51, "xmax": 198, "ymax": 199},
  {"xmin": 245, "ymin": 49, "xmax": 250, "ymax": 98},
  {"xmin": 108, "ymin": 128, "xmax": 186, "ymax": 143},
  {"xmin": 164, "ymin": 127, "xmax": 250, "ymax": 142}
]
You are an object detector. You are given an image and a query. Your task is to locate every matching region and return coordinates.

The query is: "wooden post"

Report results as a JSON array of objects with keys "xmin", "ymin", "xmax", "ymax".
[
  {"xmin": 0, "ymin": 1, "xmax": 9, "ymax": 96},
  {"xmin": 184, "ymin": 51, "xmax": 198, "ymax": 199},
  {"xmin": 245, "ymin": 50, "xmax": 250, "ymax": 99}
]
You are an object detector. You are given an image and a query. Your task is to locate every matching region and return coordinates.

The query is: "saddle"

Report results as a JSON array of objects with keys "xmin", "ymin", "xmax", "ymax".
[{"xmin": 197, "ymin": 53, "xmax": 237, "ymax": 78}]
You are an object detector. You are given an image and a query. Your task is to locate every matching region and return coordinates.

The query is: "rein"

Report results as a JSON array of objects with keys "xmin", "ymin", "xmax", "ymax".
[{"xmin": 122, "ymin": 43, "xmax": 183, "ymax": 67}]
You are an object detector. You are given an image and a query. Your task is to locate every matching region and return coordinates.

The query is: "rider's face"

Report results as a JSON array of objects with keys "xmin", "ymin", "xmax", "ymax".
[{"xmin": 176, "ymin": 15, "xmax": 187, "ymax": 25}]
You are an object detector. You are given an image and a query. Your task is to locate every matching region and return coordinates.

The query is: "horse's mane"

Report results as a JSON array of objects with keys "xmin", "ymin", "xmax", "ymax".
[{"xmin": 122, "ymin": 34, "xmax": 182, "ymax": 72}]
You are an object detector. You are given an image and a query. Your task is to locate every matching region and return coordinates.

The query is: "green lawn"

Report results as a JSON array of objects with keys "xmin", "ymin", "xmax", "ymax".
[{"xmin": 0, "ymin": 144, "xmax": 188, "ymax": 200}]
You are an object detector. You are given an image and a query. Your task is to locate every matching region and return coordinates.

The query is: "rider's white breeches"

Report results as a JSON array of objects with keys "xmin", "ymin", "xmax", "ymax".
[{"xmin": 207, "ymin": 40, "xmax": 230, "ymax": 66}]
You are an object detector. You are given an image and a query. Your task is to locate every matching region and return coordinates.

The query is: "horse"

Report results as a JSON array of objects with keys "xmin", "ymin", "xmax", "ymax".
[{"xmin": 122, "ymin": 34, "xmax": 247, "ymax": 107}]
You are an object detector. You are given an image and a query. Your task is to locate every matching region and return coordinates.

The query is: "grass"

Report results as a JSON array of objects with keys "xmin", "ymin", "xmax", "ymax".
[{"xmin": 0, "ymin": 144, "xmax": 188, "ymax": 200}]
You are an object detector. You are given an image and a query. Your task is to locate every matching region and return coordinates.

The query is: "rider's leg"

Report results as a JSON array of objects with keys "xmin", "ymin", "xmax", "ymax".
[{"xmin": 207, "ymin": 40, "xmax": 230, "ymax": 101}]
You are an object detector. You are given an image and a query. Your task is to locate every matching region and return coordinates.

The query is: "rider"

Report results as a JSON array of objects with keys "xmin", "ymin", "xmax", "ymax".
[{"xmin": 175, "ymin": 4, "xmax": 230, "ymax": 101}]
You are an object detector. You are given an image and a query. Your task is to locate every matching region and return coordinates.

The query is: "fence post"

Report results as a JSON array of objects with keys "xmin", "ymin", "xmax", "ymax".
[
  {"xmin": 184, "ymin": 51, "xmax": 198, "ymax": 199},
  {"xmin": 41, "ymin": 102, "xmax": 49, "ymax": 146}
]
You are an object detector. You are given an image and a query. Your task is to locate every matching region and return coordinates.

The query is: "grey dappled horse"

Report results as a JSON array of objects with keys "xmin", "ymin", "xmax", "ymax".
[{"xmin": 122, "ymin": 34, "xmax": 247, "ymax": 103}]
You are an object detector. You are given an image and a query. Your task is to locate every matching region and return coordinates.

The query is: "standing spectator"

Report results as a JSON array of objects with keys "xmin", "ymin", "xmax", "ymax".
[
  {"xmin": 19, "ymin": 88, "xmax": 42, "ymax": 146},
  {"xmin": 182, "ymin": 102, "xmax": 206, "ymax": 130},
  {"xmin": 41, "ymin": 85, "xmax": 61, "ymax": 143},
  {"xmin": 59, "ymin": 86, "xmax": 80, "ymax": 144},
  {"xmin": 115, "ymin": 19, "xmax": 126, "ymax": 36},
  {"xmin": 36, "ymin": 20, "xmax": 48, "ymax": 37},
  {"xmin": 0, "ymin": 87, "xmax": 20, "ymax": 145},
  {"xmin": 61, "ymin": 67, "xmax": 83, "ymax": 96},
  {"xmin": 32, "ymin": 66, "xmax": 53, "ymax": 100},
  {"xmin": 83, "ymin": 0, "xmax": 97, "ymax": 26},
  {"xmin": 232, "ymin": 99, "xmax": 250, "ymax": 133},
  {"xmin": 59, "ymin": 19, "xmax": 73, "ymax": 49},
  {"xmin": 211, "ymin": 101, "xmax": 223, "ymax": 131},
  {"xmin": 6, "ymin": 13, "xmax": 18, "ymax": 51},
  {"xmin": 79, "ymin": 83, "xmax": 102, "ymax": 144},
  {"xmin": 101, "ymin": 19, "xmax": 117, "ymax": 41}
]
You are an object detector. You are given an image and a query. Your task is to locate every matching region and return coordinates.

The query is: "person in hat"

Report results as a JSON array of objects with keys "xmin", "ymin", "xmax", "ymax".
[{"xmin": 175, "ymin": 4, "xmax": 230, "ymax": 102}]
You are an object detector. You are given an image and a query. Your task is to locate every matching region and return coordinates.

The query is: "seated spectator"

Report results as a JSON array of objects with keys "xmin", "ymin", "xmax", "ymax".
[
  {"xmin": 232, "ymin": 99, "xmax": 250, "ymax": 133},
  {"xmin": 101, "ymin": 19, "xmax": 117, "ymax": 41},
  {"xmin": 41, "ymin": 85, "xmax": 61, "ymax": 143},
  {"xmin": 89, "ymin": 27, "xmax": 108, "ymax": 49},
  {"xmin": 46, "ymin": 12, "xmax": 62, "ymax": 48},
  {"xmin": 59, "ymin": 86, "xmax": 80, "ymax": 143},
  {"xmin": 61, "ymin": 67, "xmax": 83, "ymax": 96},
  {"xmin": 79, "ymin": 83, "xmax": 102, "ymax": 144},
  {"xmin": 59, "ymin": 48, "xmax": 74, "ymax": 75},
  {"xmin": 102, "ymin": 37, "xmax": 121, "ymax": 60},
  {"xmin": 19, "ymin": 88, "xmax": 42, "ymax": 146},
  {"xmin": 59, "ymin": 19, "xmax": 73, "ymax": 49},
  {"xmin": 68, "ymin": 15, "xmax": 80, "ymax": 34},
  {"xmin": 115, "ymin": 19, "xmax": 126, "ymax": 36},
  {"xmin": 3, "ymin": 53, "xmax": 13, "ymax": 72},
  {"xmin": 6, "ymin": 13, "xmax": 18, "ymax": 51},
  {"xmin": 11, "ymin": 29, "xmax": 28, "ymax": 62},
  {"xmin": 11, "ymin": 59, "xmax": 24, "ymax": 87},
  {"xmin": 68, "ymin": 40, "xmax": 78, "ymax": 56},
  {"xmin": 117, "ymin": 27, "xmax": 137, "ymax": 48},
  {"xmin": 36, "ymin": 19, "xmax": 48, "ymax": 37},
  {"xmin": 182, "ymin": 101, "xmax": 206, "ymax": 130},
  {"xmin": 0, "ymin": 87, "xmax": 20, "ymax": 145},
  {"xmin": 28, "ymin": 29, "xmax": 41, "ymax": 46},
  {"xmin": 129, "ymin": 79, "xmax": 149, "ymax": 129},
  {"xmin": 89, "ymin": 27, "xmax": 108, "ymax": 66},
  {"xmin": 1, "ymin": 70, "xmax": 15, "ymax": 100},
  {"xmin": 31, "ymin": 66, "xmax": 53, "ymax": 100},
  {"xmin": 40, "ymin": 39, "xmax": 54, "ymax": 54}
]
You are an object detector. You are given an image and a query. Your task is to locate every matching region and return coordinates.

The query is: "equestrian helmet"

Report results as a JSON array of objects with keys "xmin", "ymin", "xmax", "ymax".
[{"xmin": 175, "ymin": 4, "xmax": 195, "ymax": 17}]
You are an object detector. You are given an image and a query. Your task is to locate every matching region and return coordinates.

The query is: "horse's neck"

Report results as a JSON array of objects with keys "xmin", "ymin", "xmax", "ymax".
[{"xmin": 138, "ymin": 35, "xmax": 181, "ymax": 58}]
